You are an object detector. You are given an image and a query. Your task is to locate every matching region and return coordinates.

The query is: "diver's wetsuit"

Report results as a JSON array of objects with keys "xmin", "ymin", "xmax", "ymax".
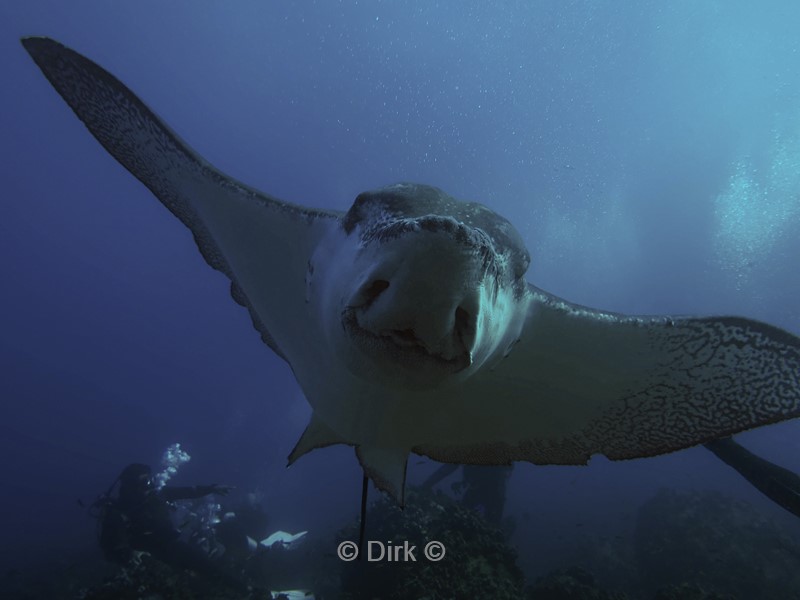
[
  {"xmin": 422, "ymin": 463, "xmax": 513, "ymax": 525},
  {"xmin": 116, "ymin": 484, "xmax": 221, "ymax": 572},
  {"xmin": 461, "ymin": 465, "xmax": 513, "ymax": 524},
  {"xmin": 421, "ymin": 463, "xmax": 460, "ymax": 491},
  {"xmin": 99, "ymin": 464, "xmax": 243, "ymax": 589},
  {"xmin": 704, "ymin": 437, "xmax": 800, "ymax": 519}
]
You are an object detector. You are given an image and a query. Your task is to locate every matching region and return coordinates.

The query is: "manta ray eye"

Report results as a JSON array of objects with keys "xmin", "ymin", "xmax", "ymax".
[{"xmin": 359, "ymin": 279, "xmax": 390, "ymax": 307}]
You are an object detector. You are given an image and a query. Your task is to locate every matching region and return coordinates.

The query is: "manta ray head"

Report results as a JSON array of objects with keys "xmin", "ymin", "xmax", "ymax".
[{"xmin": 312, "ymin": 183, "xmax": 531, "ymax": 389}]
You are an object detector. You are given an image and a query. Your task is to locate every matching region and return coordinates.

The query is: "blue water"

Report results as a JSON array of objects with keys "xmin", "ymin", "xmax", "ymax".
[{"xmin": 2, "ymin": 0, "xmax": 800, "ymax": 590}]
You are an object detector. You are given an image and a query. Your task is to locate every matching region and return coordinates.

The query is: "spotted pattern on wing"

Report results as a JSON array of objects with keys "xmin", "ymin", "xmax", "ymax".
[
  {"xmin": 23, "ymin": 36, "xmax": 341, "ymax": 359},
  {"xmin": 587, "ymin": 316, "xmax": 800, "ymax": 460},
  {"xmin": 417, "ymin": 315, "xmax": 800, "ymax": 466}
]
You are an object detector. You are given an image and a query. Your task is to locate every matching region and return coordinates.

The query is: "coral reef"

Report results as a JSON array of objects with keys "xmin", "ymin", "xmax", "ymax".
[
  {"xmin": 338, "ymin": 487, "xmax": 525, "ymax": 599},
  {"xmin": 635, "ymin": 488, "xmax": 800, "ymax": 600},
  {"xmin": 7, "ymin": 486, "xmax": 800, "ymax": 600},
  {"xmin": 525, "ymin": 566, "xmax": 629, "ymax": 599},
  {"xmin": 78, "ymin": 552, "xmax": 270, "ymax": 600},
  {"xmin": 652, "ymin": 582, "xmax": 734, "ymax": 600}
]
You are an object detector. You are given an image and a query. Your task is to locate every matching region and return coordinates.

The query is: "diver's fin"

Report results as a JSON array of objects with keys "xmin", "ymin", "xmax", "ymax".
[
  {"xmin": 706, "ymin": 437, "xmax": 800, "ymax": 519},
  {"xmin": 260, "ymin": 530, "xmax": 308, "ymax": 548},
  {"xmin": 270, "ymin": 591, "xmax": 314, "ymax": 600}
]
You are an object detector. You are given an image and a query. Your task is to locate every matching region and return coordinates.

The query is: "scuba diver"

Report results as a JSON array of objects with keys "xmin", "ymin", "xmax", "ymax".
[
  {"xmin": 421, "ymin": 437, "xmax": 800, "ymax": 525},
  {"xmin": 421, "ymin": 463, "xmax": 514, "ymax": 526},
  {"xmin": 90, "ymin": 463, "xmax": 241, "ymax": 587}
]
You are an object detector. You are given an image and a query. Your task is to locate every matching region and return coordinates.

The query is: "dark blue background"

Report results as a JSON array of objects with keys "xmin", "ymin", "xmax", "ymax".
[{"xmin": 2, "ymin": 0, "xmax": 800, "ymax": 578}]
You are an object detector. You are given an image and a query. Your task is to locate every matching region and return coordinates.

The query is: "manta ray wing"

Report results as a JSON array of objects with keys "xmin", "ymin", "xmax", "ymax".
[
  {"xmin": 22, "ymin": 37, "xmax": 340, "ymax": 366},
  {"xmin": 418, "ymin": 285, "xmax": 800, "ymax": 465}
]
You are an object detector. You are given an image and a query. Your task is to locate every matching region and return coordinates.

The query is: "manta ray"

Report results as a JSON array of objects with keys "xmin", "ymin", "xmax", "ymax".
[{"xmin": 22, "ymin": 37, "xmax": 800, "ymax": 505}]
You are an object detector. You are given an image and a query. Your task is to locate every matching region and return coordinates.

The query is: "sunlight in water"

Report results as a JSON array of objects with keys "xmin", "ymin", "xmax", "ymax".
[
  {"xmin": 536, "ymin": 192, "xmax": 641, "ymax": 297},
  {"xmin": 714, "ymin": 126, "xmax": 800, "ymax": 290}
]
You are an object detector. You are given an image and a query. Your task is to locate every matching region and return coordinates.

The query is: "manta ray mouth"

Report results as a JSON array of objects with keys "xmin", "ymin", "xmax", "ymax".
[{"xmin": 341, "ymin": 308, "xmax": 472, "ymax": 374}]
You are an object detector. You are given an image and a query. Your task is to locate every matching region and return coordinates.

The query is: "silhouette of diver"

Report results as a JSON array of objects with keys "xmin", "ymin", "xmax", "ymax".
[
  {"xmin": 421, "ymin": 463, "xmax": 513, "ymax": 525},
  {"xmin": 422, "ymin": 438, "xmax": 800, "ymax": 523},
  {"xmin": 91, "ymin": 463, "xmax": 241, "ymax": 587}
]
